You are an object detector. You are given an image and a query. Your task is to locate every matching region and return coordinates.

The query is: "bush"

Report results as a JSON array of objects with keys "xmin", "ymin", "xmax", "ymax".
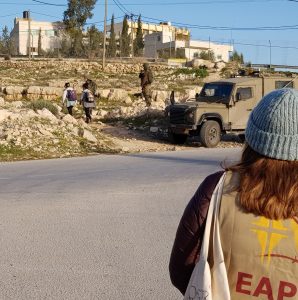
[
  {"xmin": 27, "ymin": 100, "xmax": 59, "ymax": 116},
  {"xmin": 230, "ymin": 51, "xmax": 244, "ymax": 64},
  {"xmin": 175, "ymin": 67, "xmax": 208, "ymax": 78},
  {"xmin": 199, "ymin": 50, "xmax": 215, "ymax": 62}
]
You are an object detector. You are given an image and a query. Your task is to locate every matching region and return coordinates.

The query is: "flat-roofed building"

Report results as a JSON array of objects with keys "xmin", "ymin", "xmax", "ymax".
[
  {"xmin": 144, "ymin": 29, "xmax": 233, "ymax": 62},
  {"xmin": 11, "ymin": 11, "xmax": 64, "ymax": 56},
  {"xmin": 107, "ymin": 20, "xmax": 190, "ymax": 40}
]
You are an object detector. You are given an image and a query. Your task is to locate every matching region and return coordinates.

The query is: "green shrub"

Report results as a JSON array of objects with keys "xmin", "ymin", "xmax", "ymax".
[
  {"xmin": 27, "ymin": 99, "xmax": 59, "ymax": 116},
  {"xmin": 174, "ymin": 67, "xmax": 208, "ymax": 78},
  {"xmin": 199, "ymin": 50, "xmax": 215, "ymax": 62}
]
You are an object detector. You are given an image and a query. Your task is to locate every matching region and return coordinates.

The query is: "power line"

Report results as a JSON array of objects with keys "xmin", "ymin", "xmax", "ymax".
[
  {"xmin": 141, "ymin": 15, "xmax": 298, "ymax": 31},
  {"xmin": 111, "ymin": 0, "xmax": 128, "ymax": 15},
  {"xmin": 0, "ymin": 2, "xmax": 46, "ymax": 4},
  {"xmin": 86, "ymin": 16, "xmax": 124, "ymax": 25},
  {"xmin": 0, "ymin": 0, "xmax": 294, "ymax": 36},
  {"xmin": 102, "ymin": 0, "xmax": 298, "ymax": 31},
  {"xmin": 31, "ymin": 0, "xmax": 65, "ymax": 6},
  {"xmin": 0, "ymin": 0, "xmax": 287, "ymax": 5},
  {"xmin": 30, "ymin": 10, "xmax": 124, "ymax": 25},
  {"xmin": 112, "ymin": 0, "xmax": 132, "ymax": 15},
  {"xmin": 192, "ymin": 36, "xmax": 298, "ymax": 50},
  {"xmin": 0, "ymin": 13, "xmax": 19, "ymax": 18},
  {"xmin": 28, "ymin": 10, "xmax": 298, "ymax": 32},
  {"xmin": 107, "ymin": 0, "xmax": 288, "ymax": 4},
  {"xmin": 31, "ymin": 11, "xmax": 61, "ymax": 19}
]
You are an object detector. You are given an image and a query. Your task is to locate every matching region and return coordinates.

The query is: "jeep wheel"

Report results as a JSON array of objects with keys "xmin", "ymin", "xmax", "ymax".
[
  {"xmin": 238, "ymin": 133, "xmax": 246, "ymax": 143},
  {"xmin": 200, "ymin": 121, "xmax": 221, "ymax": 148},
  {"xmin": 168, "ymin": 132, "xmax": 188, "ymax": 145}
]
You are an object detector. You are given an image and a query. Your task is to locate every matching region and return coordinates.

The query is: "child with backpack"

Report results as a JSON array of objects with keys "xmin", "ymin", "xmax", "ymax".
[
  {"xmin": 80, "ymin": 82, "xmax": 95, "ymax": 124},
  {"xmin": 62, "ymin": 82, "xmax": 77, "ymax": 116}
]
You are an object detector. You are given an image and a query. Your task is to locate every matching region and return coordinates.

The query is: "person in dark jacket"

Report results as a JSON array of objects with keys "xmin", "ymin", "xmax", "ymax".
[
  {"xmin": 139, "ymin": 63, "xmax": 153, "ymax": 106},
  {"xmin": 169, "ymin": 89, "xmax": 298, "ymax": 298},
  {"xmin": 85, "ymin": 78, "xmax": 98, "ymax": 98}
]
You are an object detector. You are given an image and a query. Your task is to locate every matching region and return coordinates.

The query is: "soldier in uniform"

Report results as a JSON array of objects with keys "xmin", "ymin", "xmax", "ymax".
[
  {"xmin": 139, "ymin": 63, "xmax": 153, "ymax": 106},
  {"xmin": 85, "ymin": 78, "xmax": 98, "ymax": 97}
]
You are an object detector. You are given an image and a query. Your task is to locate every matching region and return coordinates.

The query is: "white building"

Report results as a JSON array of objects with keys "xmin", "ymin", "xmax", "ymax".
[
  {"xmin": 107, "ymin": 20, "xmax": 190, "ymax": 41},
  {"xmin": 144, "ymin": 29, "xmax": 233, "ymax": 62},
  {"xmin": 11, "ymin": 11, "xmax": 64, "ymax": 56}
]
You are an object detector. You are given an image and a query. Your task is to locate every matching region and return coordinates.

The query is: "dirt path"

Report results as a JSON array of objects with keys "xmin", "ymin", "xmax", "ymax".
[{"xmin": 91, "ymin": 122, "xmax": 243, "ymax": 153}]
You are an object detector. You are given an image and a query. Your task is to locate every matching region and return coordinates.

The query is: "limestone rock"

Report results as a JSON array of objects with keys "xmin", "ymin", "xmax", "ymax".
[
  {"xmin": 214, "ymin": 61, "xmax": 226, "ymax": 70},
  {"xmin": 108, "ymin": 89, "xmax": 128, "ymax": 101},
  {"xmin": 10, "ymin": 101, "xmax": 23, "ymax": 108},
  {"xmin": 42, "ymin": 86, "xmax": 63, "ymax": 96},
  {"xmin": 191, "ymin": 59, "xmax": 214, "ymax": 69},
  {"xmin": 98, "ymin": 89, "xmax": 110, "ymax": 98},
  {"xmin": 152, "ymin": 91, "xmax": 168, "ymax": 103},
  {"xmin": 27, "ymin": 86, "xmax": 42, "ymax": 95},
  {"xmin": 0, "ymin": 110, "xmax": 13, "ymax": 122},
  {"xmin": 123, "ymin": 96, "xmax": 132, "ymax": 105},
  {"xmin": 149, "ymin": 127, "xmax": 159, "ymax": 133},
  {"xmin": 62, "ymin": 114, "xmax": 78, "ymax": 124},
  {"xmin": 82, "ymin": 129, "xmax": 97, "ymax": 143},
  {"xmin": 5, "ymin": 86, "xmax": 25, "ymax": 95},
  {"xmin": 97, "ymin": 109, "xmax": 108, "ymax": 118},
  {"xmin": 37, "ymin": 108, "xmax": 58, "ymax": 122},
  {"xmin": 38, "ymin": 128, "xmax": 54, "ymax": 137}
]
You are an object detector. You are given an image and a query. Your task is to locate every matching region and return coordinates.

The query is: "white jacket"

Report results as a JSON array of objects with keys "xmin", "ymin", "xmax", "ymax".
[{"xmin": 62, "ymin": 87, "xmax": 77, "ymax": 107}]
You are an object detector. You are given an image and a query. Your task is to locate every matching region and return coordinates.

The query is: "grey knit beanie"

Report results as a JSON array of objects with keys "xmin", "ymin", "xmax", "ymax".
[{"xmin": 245, "ymin": 88, "xmax": 298, "ymax": 161}]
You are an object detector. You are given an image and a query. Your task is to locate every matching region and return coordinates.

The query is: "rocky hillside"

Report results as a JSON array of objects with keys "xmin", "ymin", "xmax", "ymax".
[{"xmin": 0, "ymin": 58, "xmax": 243, "ymax": 161}]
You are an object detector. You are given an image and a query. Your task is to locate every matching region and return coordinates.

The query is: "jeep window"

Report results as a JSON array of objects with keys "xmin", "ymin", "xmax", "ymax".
[
  {"xmin": 236, "ymin": 87, "xmax": 253, "ymax": 101},
  {"xmin": 199, "ymin": 83, "xmax": 233, "ymax": 103},
  {"xmin": 275, "ymin": 81, "xmax": 293, "ymax": 89}
]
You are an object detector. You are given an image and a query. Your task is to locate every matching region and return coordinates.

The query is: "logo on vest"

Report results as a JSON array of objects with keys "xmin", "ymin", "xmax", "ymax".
[{"xmin": 251, "ymin": 217, "xmax": 298, "ymax": 266}]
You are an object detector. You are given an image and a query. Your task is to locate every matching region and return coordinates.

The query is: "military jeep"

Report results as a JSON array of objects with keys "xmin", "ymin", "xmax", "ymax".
[{"xmin": 166, "ymin": 76, "xmax": 297, "ymax": 147}]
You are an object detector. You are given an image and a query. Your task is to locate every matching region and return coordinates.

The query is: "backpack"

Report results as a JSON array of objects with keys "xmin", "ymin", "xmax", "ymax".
[
  {"xmin": 66, "ymin": 89, "xmax": 77, "ymax": 101},
  {"xmin": 83, "ymin": 90, "xmax": 94, "ymax": 103},
  {"xmin": 147, "ymin": 71, "xmax": 153, "ymax": 84}
]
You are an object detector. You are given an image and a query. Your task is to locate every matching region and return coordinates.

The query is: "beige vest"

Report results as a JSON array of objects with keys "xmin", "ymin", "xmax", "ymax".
[{"xmin": 219, "ymin": 172, "xmax": 298, "ymax": 300}]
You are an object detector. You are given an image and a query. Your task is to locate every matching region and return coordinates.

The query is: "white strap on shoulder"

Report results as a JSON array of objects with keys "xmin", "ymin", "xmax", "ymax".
[{"xmin": 199, "ymin": 173, "xmax": 226, "ymax": 261}]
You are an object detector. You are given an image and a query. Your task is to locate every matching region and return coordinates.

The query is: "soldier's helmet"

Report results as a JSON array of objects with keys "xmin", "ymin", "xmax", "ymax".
[{"xmin": 143, "ymin": 63, "xmax": 149, "ymax": 70}]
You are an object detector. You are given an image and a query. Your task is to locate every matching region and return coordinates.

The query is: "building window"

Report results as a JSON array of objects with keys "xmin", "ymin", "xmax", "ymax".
[
  {"xmin": 275, "ymin": 81, "xmax": 293, "ymax": 89},
  {"xmin": 157, "ymin": 36, "xmax": 161, "ymax": 41},
  {"xmin": 217, "ymin": 55, "xmax": 222, "ymax": 60},
  {"xmin": 45, "ymin": 30, "xmax": 55, "ymax": 37},
  {"xmin": 236, "ymin": 87, "xmax": 253, "ymax": 100}
]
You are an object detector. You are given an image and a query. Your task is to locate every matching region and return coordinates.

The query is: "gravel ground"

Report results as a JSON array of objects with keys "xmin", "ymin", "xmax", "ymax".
[{"xmin": 93, "ymin": 122, "xmax": 244, "ymax": 153}]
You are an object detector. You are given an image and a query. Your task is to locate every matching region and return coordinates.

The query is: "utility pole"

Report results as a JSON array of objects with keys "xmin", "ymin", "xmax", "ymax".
[
  {"xmin": 57, "ymin": 28, "xmax": 60, "ymax": 59},
  {"xmin": 169, "ymin": 35, "xmax": 172, "ymax": 59},
  {"xmin": 102, "ymin": 0, "xmax": 107, "ymax": 70},
  {"xmin": 119, "ymin": 31, "xmax": 122, "ymax": 58},
  {"xmin": 269, "ymin": 40, "xmax": 272, "ymax": 67},
  {"xmin": 208, "ymin": 36, "xmax": 211, "ymax": 61},
  {"xmin": 28, "ymin": 10, "xmax": 31, "ymax": 60},
  {"xmin": 130, "ymin": 14, "xmax": 134, "ymax": 58}
]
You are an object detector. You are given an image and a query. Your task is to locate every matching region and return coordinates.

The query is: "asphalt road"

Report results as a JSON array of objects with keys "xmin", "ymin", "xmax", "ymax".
[{"xmin": 0, "ymin": 148, "xmax": 241, "ymax": 300}]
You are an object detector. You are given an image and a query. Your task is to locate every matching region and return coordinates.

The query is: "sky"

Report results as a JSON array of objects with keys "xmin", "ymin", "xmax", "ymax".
[{"xmin": 0, "ymin": 0, "xmax": 298, "ymax": 66}]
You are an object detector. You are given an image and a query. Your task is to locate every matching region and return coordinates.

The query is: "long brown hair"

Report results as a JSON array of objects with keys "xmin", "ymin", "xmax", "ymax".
[{"xmin": 226, "ymin": 144, "xmax": 298, "ymax": 220}]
